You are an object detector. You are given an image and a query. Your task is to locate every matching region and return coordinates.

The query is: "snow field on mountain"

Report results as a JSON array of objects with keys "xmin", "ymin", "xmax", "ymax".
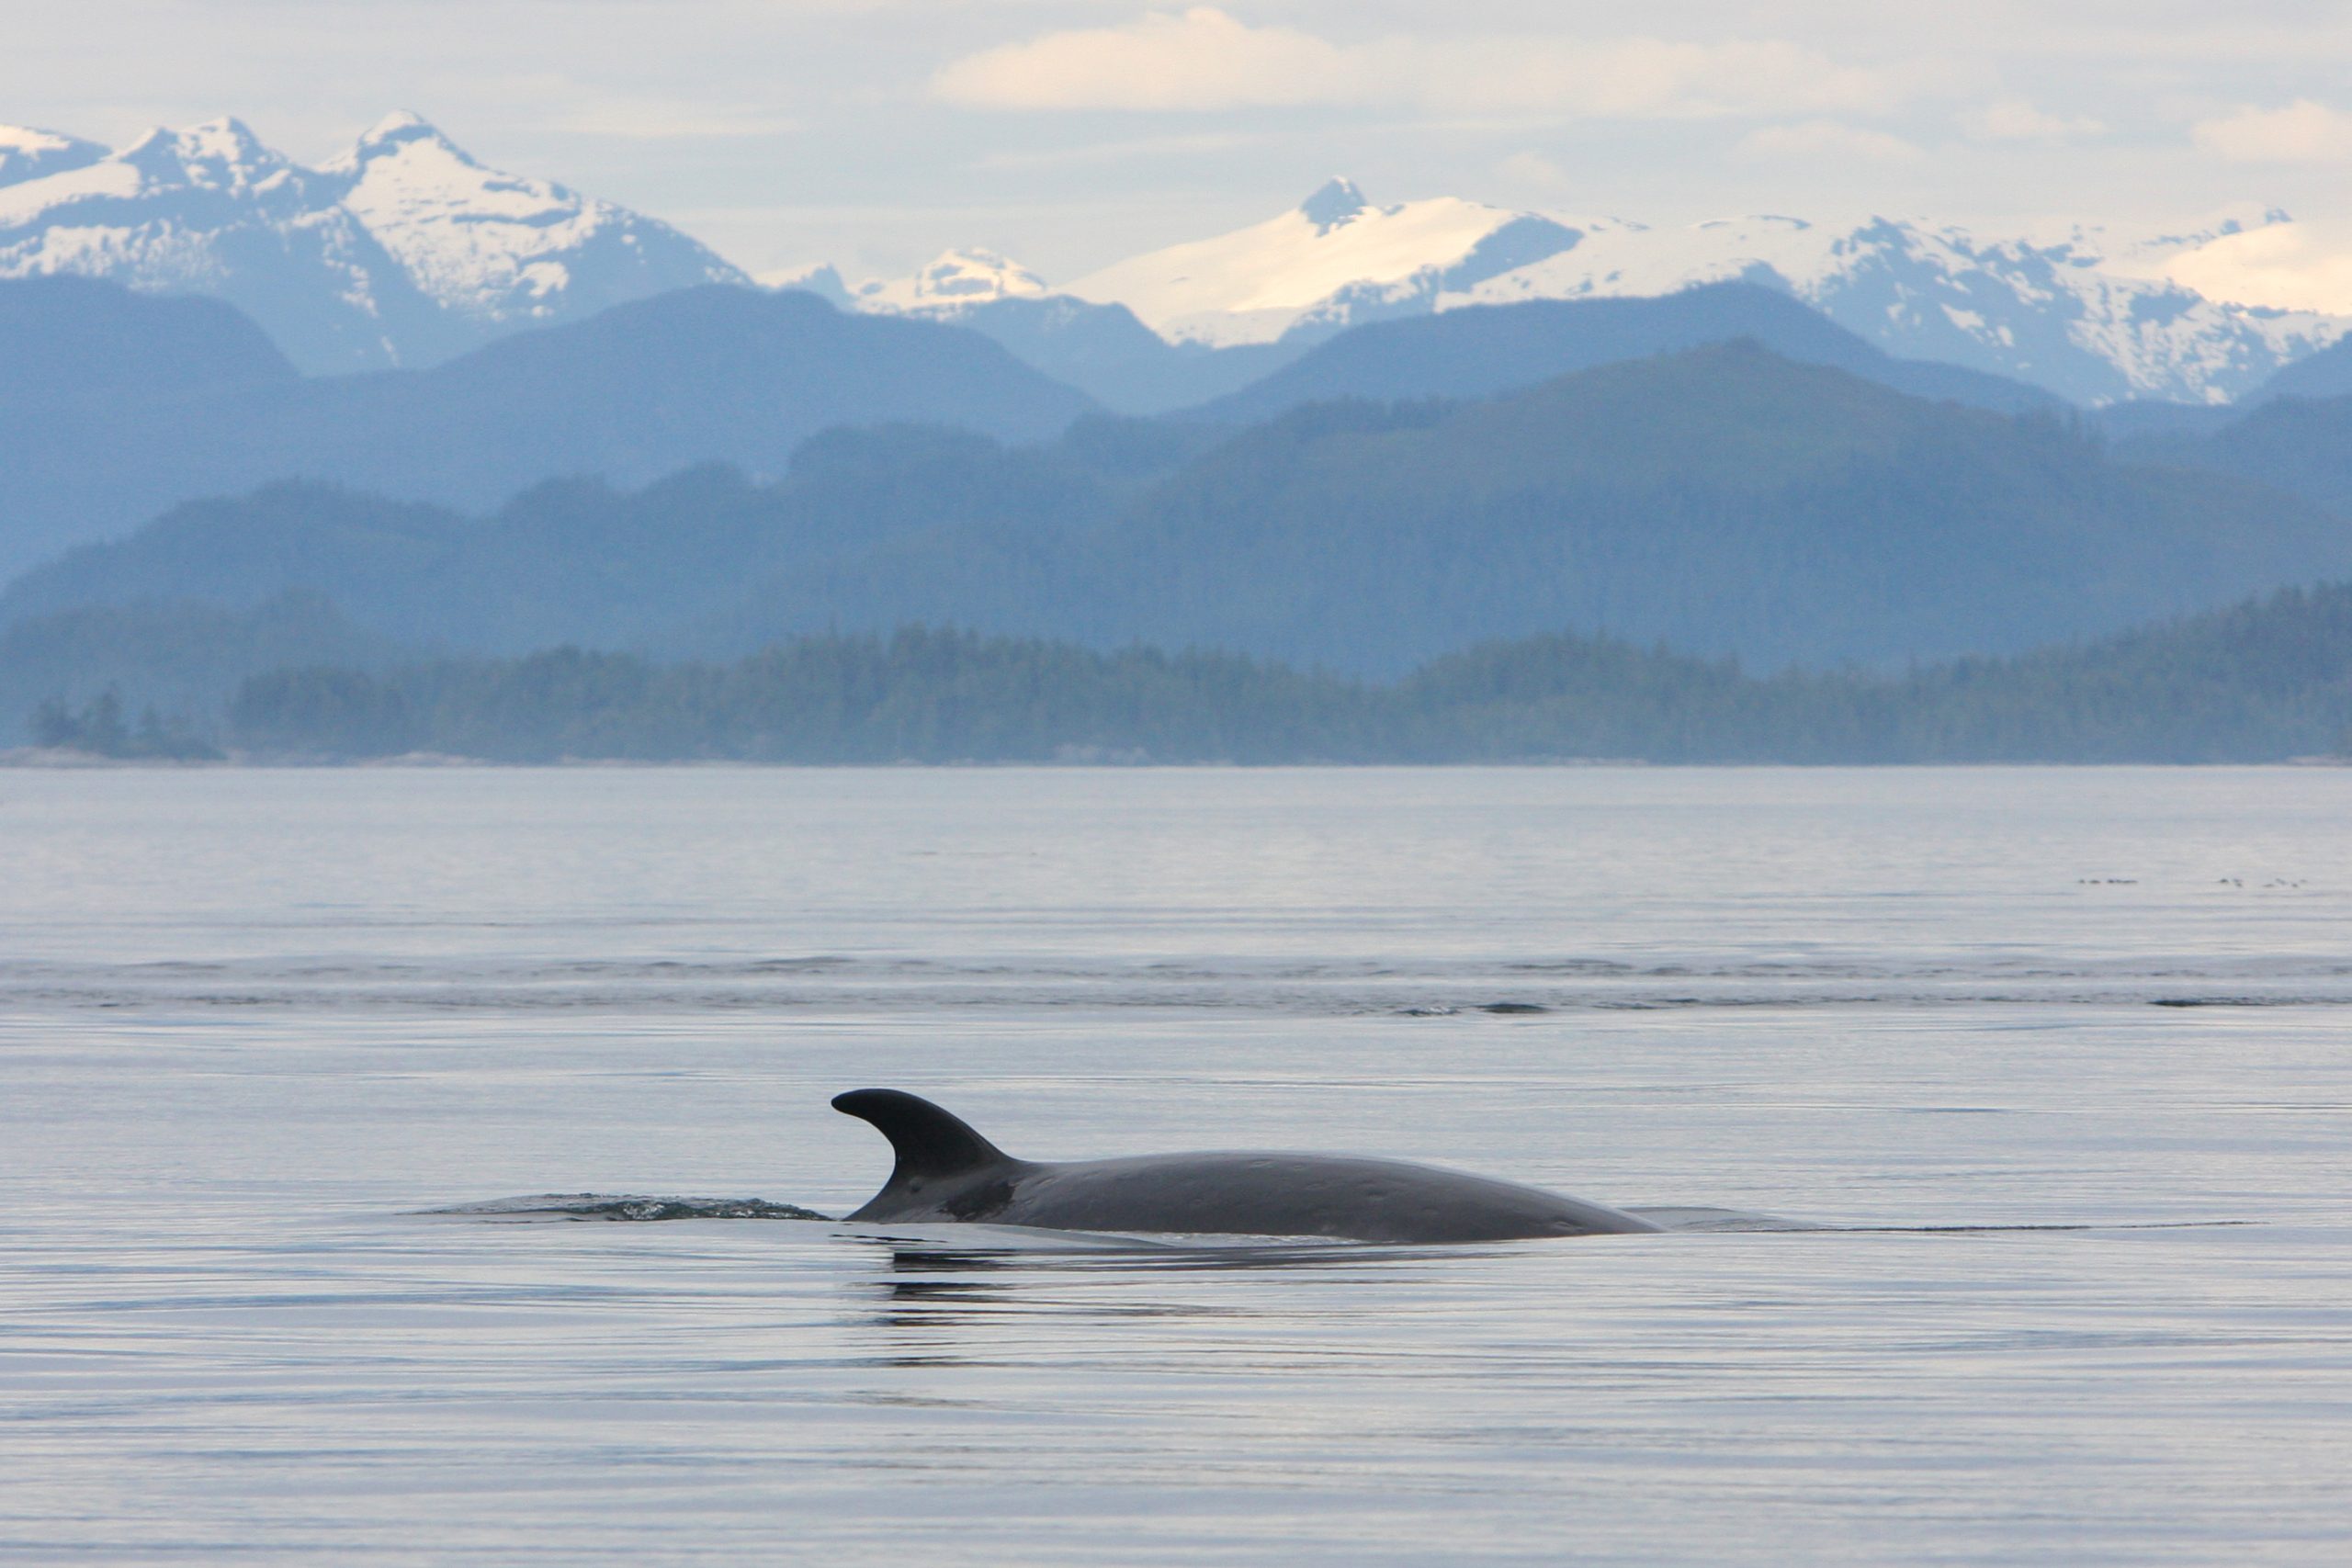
[
  {"xmin": 0, "ymin": 114, "xmax": 744, "ymax": 370},
  {"xmin": 1066, "ymin": 179, "xmax": 1579, "ymax": 346},
  {"xmin": 325, "ymin": 112, "xmax": 736, "ymax": 326},
  {"xmin": 868, "ymin": 184, "xmax": 2352, "ymax": 405},
  {"xmin": 3, "ymin": 107, "xmax": 2346, "ymax": 404}
]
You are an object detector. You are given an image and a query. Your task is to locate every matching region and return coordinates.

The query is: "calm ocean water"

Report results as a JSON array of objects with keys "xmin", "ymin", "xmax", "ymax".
[{"xmin": 2, "ymin": 766, "xmax": 2347, "ymax": 1564}]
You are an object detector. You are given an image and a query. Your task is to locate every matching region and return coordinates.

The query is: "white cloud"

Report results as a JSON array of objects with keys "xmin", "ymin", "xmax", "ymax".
[
  {"xmin": 2163, "ymin": 220, "xmax": 2352, "ymax": 314},
  {"xmin": 933, "ymin": 7, "xmax": 1901, "ymax": 120},
  {"xmin": 2192, "ymin": 99, "xmax": 2352, "ymax": 163},
  {"xmin": 1735, "ymin": 120, "xmax": 1924, "ymax": 164},
  {"xmin": 936, "ymin": 8, "xmax": 1342, "ymax": 113},
  {"xmin": 1964, "ymin": 99, "xmax": 2104, "ymax": 142}
]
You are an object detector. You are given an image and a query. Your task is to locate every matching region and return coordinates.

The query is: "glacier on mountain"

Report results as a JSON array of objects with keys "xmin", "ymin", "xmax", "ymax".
[
  {"xmin": 853, "ymin": 182, "xmax": 2346, "ymax": 406},
  {"xmin": 0, "ymin": 114, "xmax": 744, "ymax": 372}
]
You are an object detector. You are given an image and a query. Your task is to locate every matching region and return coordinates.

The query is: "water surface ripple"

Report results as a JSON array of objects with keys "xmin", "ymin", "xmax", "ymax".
[{"xmin": 2, "ymin": 767, "xmax": 2347, "ymax": 1564}]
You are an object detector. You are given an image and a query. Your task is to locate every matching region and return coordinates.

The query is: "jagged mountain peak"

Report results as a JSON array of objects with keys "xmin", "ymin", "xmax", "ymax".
[
  {"xmin": 145, "ymin": 116, "xmax": 270, "ymax": 162},
  {"xmin": 327, "ymin": 113, "xmax": 744, "ymax": 326},
  {"xmin": 366, "ymin": 108, "xmax": 434, "ymax": 140},
  {"xmin": 0, "ymin": 111, "xmax": 747, "ymax": 371},
  {"xmin": 1453, "ymin": 212, "xmax": 2352, "ymax": 403},
  {"xmin": 5, "ymin": 108, "xmax": 2344, "ymax": 405},
  {"xmin": 1050, "ymin": 182, "xmax": 2352, "ymax": 401},
  {"xmin": 1299, "ymin": 177, "xmax": 1370, "ymax": 231},
  {"xmin": 114, "ymin": 117, "xmax": 292, "ymax": 192},
  {"xmin": 182, "ymin": 115, "xmax": 266, "ymax": 148},
  {"xmin": 328, "ymin": 118, "xmax": 533, "ymax": 204},
  {"xmin": 328, "ymin": 110, "xmax": 459, "ymax": 166}
]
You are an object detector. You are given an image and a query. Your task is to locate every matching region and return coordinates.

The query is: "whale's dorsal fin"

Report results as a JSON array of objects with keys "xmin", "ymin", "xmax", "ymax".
[{"xmin": 832, "ymin": 1089, "xmax": 1012, "ymax": 1186}]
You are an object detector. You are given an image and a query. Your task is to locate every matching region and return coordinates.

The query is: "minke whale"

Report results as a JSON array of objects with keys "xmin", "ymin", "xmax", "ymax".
[{"xmin": 832, "ymin": 1089, "xmax": 1662, "ymax": 1243}]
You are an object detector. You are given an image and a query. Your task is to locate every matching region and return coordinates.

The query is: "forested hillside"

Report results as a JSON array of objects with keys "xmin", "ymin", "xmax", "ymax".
[
  {"xmin": 0, "ymin": 593, "xmax": 403, "ymax": 746},
  {"xmin": 1083, "ymin": 344, "xmax": 2344, "ymax": 672},
  {"xmin": 2138, "ymin": 392, "xmax": 2352, "ymax": 520},
  {"xmin": 12, "ymin": 344, "xmax": 2339, "ymax": 676}
]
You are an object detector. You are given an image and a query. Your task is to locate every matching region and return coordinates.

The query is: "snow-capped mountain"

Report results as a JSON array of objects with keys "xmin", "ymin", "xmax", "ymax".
[
  {"xmin": 0, "ymin": 117, "xmax": 447, "ymax": 372},
  {"xmin": 0, "ymin": 114, "xmax": 745, "ymax": 372},
  {"xmin": 323, "ymin": 112, "xmax": 741, "ymax": 338},
  {"xmin": 1068, "ymin": 178, "xmax": 1598, "ymax": 347},
  {"xmin": 850, "ymin": 247, "xmax": 1051, "ymax": 313},
  {"xmin": 6, "ymin": 108, "xmax": 2339, "ymax": 406},
  {"xmin": 1452, "ymin": 209, "xmax": 2346, "ymax": 406},
  {"xmin": 824, "ymin": 181, "xmax": 1609, "ymax": 412},
  {"xmin": 808, "ymin": 244, "xmax": 1291, "ymax": 414},
  {"xmin": 959, "ymin": 182, "xmax": 2347, "ymax": 406}
]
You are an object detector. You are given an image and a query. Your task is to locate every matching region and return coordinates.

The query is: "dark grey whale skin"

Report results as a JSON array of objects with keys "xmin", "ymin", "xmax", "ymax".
[{"xmin": 832, "ymin": 1089, "xmax": 1662, "ymax": 1243}]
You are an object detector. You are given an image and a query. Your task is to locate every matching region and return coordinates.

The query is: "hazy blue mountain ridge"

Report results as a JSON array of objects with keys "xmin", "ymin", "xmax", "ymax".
[
  {"xmin": 0, "ymin": 274, "xmax": 296, "ymax": 405},
  {"xmin": 2248, "ymin": 332, "xmax": 2352, "ymax": 403},
  {"xmin": 931, "ymin": 294, "xmax": 1303, "ymax": 414},
  {"xmin": 0, "ymin": 423, "xmax": 1162, "ymax": 655},
  {"xmin": 2123, "ymin": 392, "xmax": 2352, "ymax": 520},
  {"xmin": 12, "ymin": 344, "xmax": 2345, "ymax": 682},
  {"xmin": 1188, "ymin": 283, "xmax": 2061, "ymax": 423},
  {"xmin": 0, "ymin": 273, "xmax": 2094, "ymax": 581},
  {"xmin": 1080, "ymin": 343, "xmax": 2346, "ymax": 673},
  {"xmin": 0, "ymin": 282, "xmax": 1098, "ymax": 579}
]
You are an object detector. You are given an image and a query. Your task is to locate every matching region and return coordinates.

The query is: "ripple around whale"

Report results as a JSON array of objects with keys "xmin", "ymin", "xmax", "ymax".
[
  {"xmin": 420, "ymin": 1194, "xmax": 830, "ymax": 1222},
  {"xmin": 413, "ymin": 1196, "xmax": 2251, "ymax": 1247}
]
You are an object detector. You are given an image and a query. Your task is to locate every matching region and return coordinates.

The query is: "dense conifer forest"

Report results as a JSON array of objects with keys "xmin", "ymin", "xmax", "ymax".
[{"xmin": 205, "ymin": 583, "xmax": 2352, "ymax": 764}]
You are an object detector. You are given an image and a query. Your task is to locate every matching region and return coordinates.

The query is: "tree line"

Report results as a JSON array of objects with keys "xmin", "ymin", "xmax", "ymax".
[{"xmin": 210, "ymin": 587, "xmax": 2352, "ymax": 764}]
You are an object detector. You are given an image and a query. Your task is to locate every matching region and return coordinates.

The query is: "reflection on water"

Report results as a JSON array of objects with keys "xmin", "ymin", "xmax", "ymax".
[{"xmin": 2, "ymin": 767, "xmax": 2348, "ymax": 1564}]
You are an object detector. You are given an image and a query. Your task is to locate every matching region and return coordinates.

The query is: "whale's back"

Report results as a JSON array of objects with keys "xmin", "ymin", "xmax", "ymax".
[
  {"xmin": 832, "ymin": 1088, "xmax": 1659, "ymax": 1243},
  {"xmin": 1001, "ymin": 1152, "xmax": 1659, "ymax": 1242}
]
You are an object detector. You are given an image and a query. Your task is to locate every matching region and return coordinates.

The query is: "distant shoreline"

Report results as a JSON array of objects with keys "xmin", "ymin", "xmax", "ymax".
[{"xmin": 6, "ymin": 748, "xmax": 2345, "ymax": 772}]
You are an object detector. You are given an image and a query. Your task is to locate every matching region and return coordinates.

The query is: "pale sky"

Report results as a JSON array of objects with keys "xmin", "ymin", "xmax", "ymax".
[{"xmin": 10, "ymin": 1, "xmax": 2352, "ymax": 302}]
